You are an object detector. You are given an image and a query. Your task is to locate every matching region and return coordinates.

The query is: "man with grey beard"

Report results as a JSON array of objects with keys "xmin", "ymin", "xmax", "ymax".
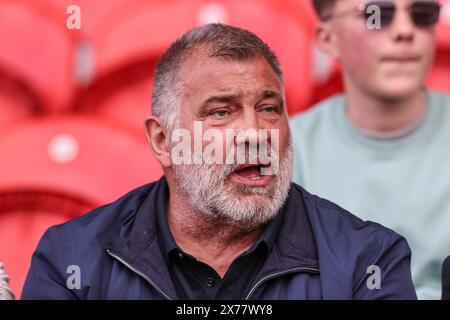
[{"xmin": 23, "ymin": 23, "xmax": 416, "ymax": 300}]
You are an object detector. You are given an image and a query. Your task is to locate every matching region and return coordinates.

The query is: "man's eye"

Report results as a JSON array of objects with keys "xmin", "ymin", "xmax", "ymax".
[
  {"xmin": 261, "ymin": 106, "xmax": 279, "ymax": 113},
  {"xmin": 211, "ymin": 109, "xmax": 231, "ymax": 118}
]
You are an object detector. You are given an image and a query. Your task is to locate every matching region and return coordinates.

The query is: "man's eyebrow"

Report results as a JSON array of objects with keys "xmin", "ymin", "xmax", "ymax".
[
  {"xmin": 260, "ymin": 90, "xmax": 282, "ymax": 100},
  {"xmin": 259, "ymin": 90, "xmax": 284, "ymax": 107},
  {"xmin": 204, "ymin": 94, "xmax": 240, "ymax": 105},
  {"xmin": 198, "ymin": 94, "xmax": 241, "ymax": 115}
]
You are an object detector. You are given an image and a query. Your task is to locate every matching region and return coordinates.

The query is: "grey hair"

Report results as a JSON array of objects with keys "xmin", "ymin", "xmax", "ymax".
[{"xmin": 151, "ymin": 23, "xmax": 284, "ymax": 131}]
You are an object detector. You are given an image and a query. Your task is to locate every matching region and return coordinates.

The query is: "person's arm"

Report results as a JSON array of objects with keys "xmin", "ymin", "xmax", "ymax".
[
  {"xmin": 21, "ymin": 226, "xmax": 77, "ymax": 300},
  {"xmin": 353, "ymin": 231, "xmax": 417, "ymax": 300}
]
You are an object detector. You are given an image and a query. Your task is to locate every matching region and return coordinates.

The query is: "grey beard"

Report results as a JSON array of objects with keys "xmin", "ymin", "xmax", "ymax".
[{"xmin": 172, "ymin": 141, "xmax": 293, "ymax": 229}]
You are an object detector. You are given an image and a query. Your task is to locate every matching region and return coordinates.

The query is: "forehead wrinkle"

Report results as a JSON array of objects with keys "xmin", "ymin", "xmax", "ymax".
[{"xmin": 179, "ymin": 56, "xmax": 283, "ymax": 112}]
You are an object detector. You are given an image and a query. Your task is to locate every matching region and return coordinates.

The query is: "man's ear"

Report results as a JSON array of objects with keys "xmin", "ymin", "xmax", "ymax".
[
  {"xmin": 144, "ymin": 116, "xmax": 172, "ymax": 168},
  {"xmin": 316, "ymin": 21, "xmax": 340, "ymax": 59}
]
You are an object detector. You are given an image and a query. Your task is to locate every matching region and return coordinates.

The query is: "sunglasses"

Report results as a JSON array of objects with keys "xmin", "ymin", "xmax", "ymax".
[{"xmin": 323, "ymin": 1, "xmax": 442, "ymax": 29}]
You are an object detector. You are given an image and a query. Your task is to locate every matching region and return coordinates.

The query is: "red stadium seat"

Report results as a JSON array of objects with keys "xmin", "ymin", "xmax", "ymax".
[
  {"xmin": 73, "ymin": 58, "xmax": 156, "ymax": 133},
  {"xmin": 94, "ymin": 75, "xmax": 153, "ymax": 132},
  {"xmin": 437, "ymin": 0, "xmax": 450, "ymax": 49},
  {"xmin": 427, "ymin": 0, "xmax": 450, "ymax": 94},
  {"xmin": 45, "ymin": 0, "xmax": 128, "ymax": 32},
  {"xmin": 71, "ymin": 0, "xmax": 317, "ymax": 119},
  {"xmin": 0, "ymin": 68, "xmax": 44, "ymax": 126},
  {"xmin": 0, "ymin": 116, "xmax": 163, "ymax": 296},
  {"xmin": 0, "ymin": 0, "xmax": 78, "ymax": 113},
  {"xmin": 427, "ymin": 48, "xmax": 450, "ymax": 94}
]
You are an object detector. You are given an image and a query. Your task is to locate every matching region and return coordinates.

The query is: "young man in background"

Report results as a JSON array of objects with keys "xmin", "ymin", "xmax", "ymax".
[{"xmin": 291, "ymin": 0, "xmax": 450, "ymax": 299}]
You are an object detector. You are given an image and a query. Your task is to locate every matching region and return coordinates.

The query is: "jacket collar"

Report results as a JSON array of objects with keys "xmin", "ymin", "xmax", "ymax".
[
  {"xmin": 108, "ymin": 177, "xmax": 319, "ymax": 299},
  {"xmin": 248, "ymin": 183, "xmax": 319, "ymax": 292}
]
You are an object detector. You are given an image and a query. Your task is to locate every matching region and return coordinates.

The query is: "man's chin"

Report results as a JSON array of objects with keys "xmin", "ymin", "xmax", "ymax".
[
  {"xmin": 374, "ymin": 76, "xmax": 425, "ymax": 100},
  {"xmin": 212, "ymin": 204, "xmax": 278, "ymax": 230}
]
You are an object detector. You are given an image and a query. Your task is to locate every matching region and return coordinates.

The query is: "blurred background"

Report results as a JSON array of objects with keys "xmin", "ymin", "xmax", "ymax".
[{"xmin": 0, "ymin": 0, "xmax": 449, "ymax": 297}]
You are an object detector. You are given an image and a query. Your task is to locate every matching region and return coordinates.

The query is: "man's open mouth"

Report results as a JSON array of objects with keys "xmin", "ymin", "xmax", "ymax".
[{"xmin": 230, "ymin": 164, "xmax": 273, "ymax": 186}]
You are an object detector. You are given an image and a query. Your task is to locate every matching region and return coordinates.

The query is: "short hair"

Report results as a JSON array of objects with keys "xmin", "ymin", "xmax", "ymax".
[
  {"xmin": 312, "ymin": 0, "xmax": 336, "ymax": 20},
  {"xmin": 152, "ymin": 23, "xmax": 283, "ymax": 130}
]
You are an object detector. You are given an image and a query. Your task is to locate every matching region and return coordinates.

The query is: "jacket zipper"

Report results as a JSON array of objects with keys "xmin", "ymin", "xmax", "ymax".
[
  {"xmin": 106, "ymin": 249, "xmax": 173, "ymax": 300},
  {"xmin": 245, "ymin": 266, "xmax": 320, "ymax": 300},
  {"xmin": 108, "ymin": 248, "xmax": 318, "ymax": 300}
]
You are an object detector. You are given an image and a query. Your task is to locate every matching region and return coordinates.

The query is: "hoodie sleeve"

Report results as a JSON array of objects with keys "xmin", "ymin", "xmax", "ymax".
[
  {"xmin": 21, "ymin": 226, "xmax": 77, "ymax": 300},
  {"xmin": 352, "ymin": 229, "xmax": 417, "ymax": 300}
]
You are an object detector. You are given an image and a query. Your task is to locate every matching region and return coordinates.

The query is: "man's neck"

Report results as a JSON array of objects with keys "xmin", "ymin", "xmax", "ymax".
[
  {"xmin": 166, "ymin": 190, "xmax": 264, "ymax": 278},
  {"xmin": 344, "ymin": 85, "xmax": 426, "ymax": 134}
]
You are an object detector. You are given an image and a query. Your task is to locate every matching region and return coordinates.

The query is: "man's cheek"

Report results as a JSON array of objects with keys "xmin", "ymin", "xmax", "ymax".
[
  {"xmin": 339, "ymin": 33, "xmax": 374, "ymax": 73},
  {"xmin": 419, "ymin": 36, "xmax": 437, "ymax": 71}
]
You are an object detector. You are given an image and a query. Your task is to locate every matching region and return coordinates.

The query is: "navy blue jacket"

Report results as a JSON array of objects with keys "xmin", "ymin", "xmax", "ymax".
[{"xmin": 22, "ymin": 177, "xmax": 417, "ymax": 299}]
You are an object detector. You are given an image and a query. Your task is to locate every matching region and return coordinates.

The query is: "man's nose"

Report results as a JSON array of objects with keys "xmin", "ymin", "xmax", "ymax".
[
  {"xmin": 390, "ymin": 6, "xmax": 415, "ymax": 42},
  {"xmin": 234, "ymin": 109, "xmax": 262, "ymax": 145}
]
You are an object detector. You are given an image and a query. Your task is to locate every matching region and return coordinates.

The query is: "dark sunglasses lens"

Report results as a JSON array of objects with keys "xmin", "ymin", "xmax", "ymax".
[
  {"xmin": 411, "ymin": 1, "xmax": 441, "ymax": 27},
  {"xmin": 365, "ymin": 2, "xmax": 396, "ymax": 28}
]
